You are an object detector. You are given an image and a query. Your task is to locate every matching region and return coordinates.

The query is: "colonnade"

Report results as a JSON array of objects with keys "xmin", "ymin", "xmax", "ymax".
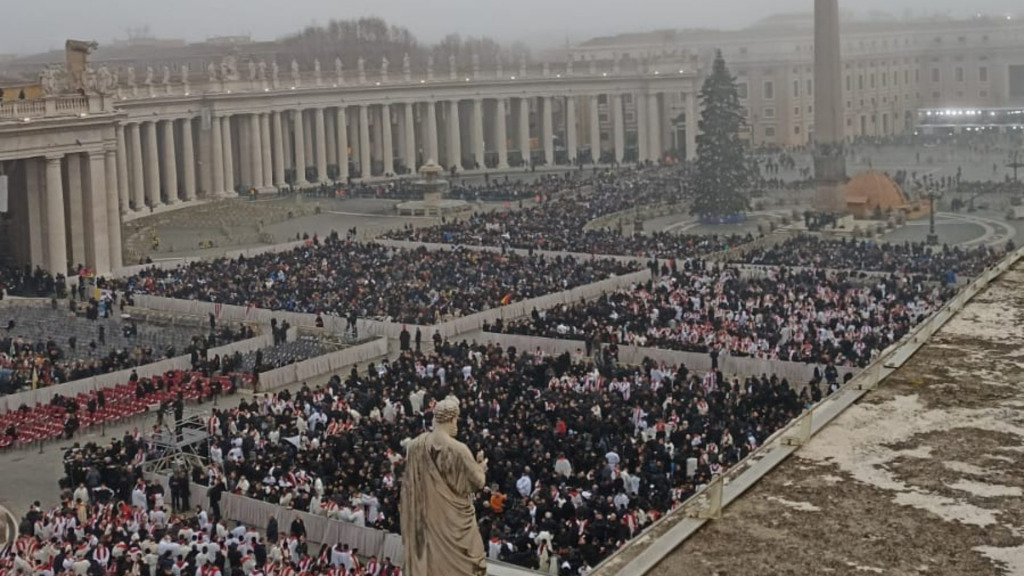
[
  {"xmin": 116, "ymin": 89, "xmax": 696, "ymax": 213},
  {"xmin": 11, "ymin": 151, "xmax": 123, "ymax": 277}
]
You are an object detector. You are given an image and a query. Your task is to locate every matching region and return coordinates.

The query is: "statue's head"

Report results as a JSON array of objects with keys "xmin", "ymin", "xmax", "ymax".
[{"xmin": 433, "ymin": 395, "xmax": 460, "ymax": 437}]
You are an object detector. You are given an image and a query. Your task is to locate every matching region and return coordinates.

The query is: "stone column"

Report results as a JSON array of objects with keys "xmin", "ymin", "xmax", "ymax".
[
  {"xmin": 272, "ymin": 111, "xmax": 286, "ymax": 188},
  {"xmin": 648, "ymin": 92, "xmax": 662, "ymax": 161},
  {"xmin": 472, "ymin": 98, "xmax": 485, "ymax": 170},
  {"xmin": 314, "ymin": 107, "xmax": 328, "ymax": 182},
  {"xmin": 542, "ymin": 96, "xmax": 554, "ymax": 165},
  {"xmin": 181, "ymin": 118, "xmax": 197, "ymax": 200},
  {"xmin": 302, "ymin": 112, "xmax": 314, "ymax": 171},
  {"xmin": 404, "ymin": 103, "xmax": 416, "ymax": 171},
  {"xmin": 447, "ymin": 100, "xmax": 462, "ymax": 170},
  {"xmin": 221, "ymin": 115, "xmax": 236, "ymax": 195},
  {"xmin": 336, "ymin": 107, "xmax": 350, "ymax": 181},
  {"xmin": 86, "ymin": 151, "xmax": 111, "ymax": 275},
  {"xmin": 104, "ymin": 149, "xmax": 123, "ymax": 271},
  {"xmin": 25, "ymin": 158, "xmax": 45, "ymax": 268},
  {"xmin": 292, "ymin": 110, "xmax": 308, "ymax": 186},
  {"xmin": 144, "ymin": 121, "xmax": 161, "ymax": 207},
  {"xmin": 381, "ymin": 104, "xmax": 395, "ymax": 176},
  {"xmin": 589, "ymin": 95, "xmax": 601, "ymax": 163},
  {"xmin": 45, "ymin": 155, "xmax": 68, "ymax": 275},
  {"xmin": 260, "ymin": 113, "xmax": 273, "ymax": 190},
  {"xmin": 66, "ymin": 153, "xmax": 86, "ymax": 268},
  {"xmin": 211, "ymin": 115, "xmax": 225, "ymax": 196},
  {"xmin": 495, "ymin": 98, "xmax": 509, "ymax": 169},
  {"xmin": 162, "ymin": 119, "xmax": 178, "ymax": 203},
  {"xmin": 612, "ymin": 94, "xmax": 625, "ymax": 163},
  {"xmin": 372, "ymin": 108, "xmax": 384, "ymax": 174},
  {"xmin": 238, "ymin": 119, "xmax": 252, "ymax": 190},
  {"xmin": 129, "ymin": 122, "xmax": 146, "ymax": 209},
  {"xmin": 115, "ymin": 125, "xmax": 130, "ymax": 213},
  {"xmin": 566, "ymin": 96, "xmax": 578, "ymax": 165},
  {"xmin": 636, "ymin": 93, "xmax": 648, "ymax": 163},
  {"xmin": 248, "ymin": 114, "xmax": 263, "ymax": 190},
  {"xmin": 518, "ymin": 97, "xmax": 530, "ymax": 164},
  {"xmin": 425, "ymin": 102, "xmax": 439, "ymax": 163},
  {"xmin": 324, "ymin": 112, "xmax": 337, "ymax": 175},
  {"xmin": 685, "ymin": 92, "xmax": 697, "ymax": 161},
  {"xmin": 359, "ymin": 105, "xmax": 372, "ymax": 178}
]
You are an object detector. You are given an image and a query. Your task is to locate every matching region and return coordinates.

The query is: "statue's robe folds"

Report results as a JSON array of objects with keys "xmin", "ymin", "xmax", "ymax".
[{"xmin": 400, "ymin": 430, "xmax": 487, "ymax": 576}]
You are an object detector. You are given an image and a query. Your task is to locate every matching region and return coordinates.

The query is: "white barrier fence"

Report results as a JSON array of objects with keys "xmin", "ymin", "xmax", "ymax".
[
  {"xmin": 144, "ymin": 477, "xmax": 405, "ymax": 564},
  {"xmin": 474, "ymin": 333, "xmax": 857, "ymax": 387},
  {"xmin": 128, "ymin": 270, "xmax": 652, "ymax": 343},
  {"xmin": 256, "ymin": 338, "xmax": 390, "ymax": 391},
  {"xmin": 594, "ymin": 249, "xmax": 1024, "ymax": 576},
  {"xmin": 0, "ymin": 332, "xmax": 275, "ymax": 413}
]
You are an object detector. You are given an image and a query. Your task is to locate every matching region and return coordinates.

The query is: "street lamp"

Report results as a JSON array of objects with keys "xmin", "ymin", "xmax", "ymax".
[
  {"xmin": 922, "ymin": 187, "xmax": 943, "ymax": 245},
  {"xmin": 1007, "ymin": 149, "xmax": 1023, "ymax": 184}
]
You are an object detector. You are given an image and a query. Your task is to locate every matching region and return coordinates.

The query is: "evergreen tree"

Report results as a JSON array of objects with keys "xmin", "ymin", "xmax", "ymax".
[{"xmin": 691, "ymin": 50, "xmax": 751, "ymax": 218}]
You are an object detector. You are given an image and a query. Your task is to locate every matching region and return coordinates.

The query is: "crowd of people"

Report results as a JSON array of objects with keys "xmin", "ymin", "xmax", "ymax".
[
  {"xmin": 115, "ymin": 234, "xmax": 639, "ymax": 325},
  {"xmin": 485, "ymin": 258, "xmax": 968, "ymax": 368},
  {"xmin": 731, "ymin": 236, "xmax": 1002, "ymax": 282},
  {"xmin": 3, "ymin": 433, "xmax": 405, "ymax": 576},
  {"xmin": 0, "ymin": 313, "xmax": 256, "ymax": 396},
  {"xmin": 382, "ymin": 166, "xmax": 757, "ymax": 258},
  {"xmin": 190, "ymin": 340, "xmax": 822, "ymax": 573}
]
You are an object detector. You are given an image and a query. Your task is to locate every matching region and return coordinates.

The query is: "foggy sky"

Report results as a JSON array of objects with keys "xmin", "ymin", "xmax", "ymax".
[{"xmin": 2, "ymin": 0, "xmax": 1022, "ymax": 56}]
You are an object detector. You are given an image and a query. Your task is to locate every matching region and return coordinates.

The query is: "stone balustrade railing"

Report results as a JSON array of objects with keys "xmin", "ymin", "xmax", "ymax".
[
  {"xmin": 0, "ymin": 94, "xmax": 112, "ymax": 120},
  {"xmin": 112, "ymin": 64, "xmax": 697, "ymax": 101}
]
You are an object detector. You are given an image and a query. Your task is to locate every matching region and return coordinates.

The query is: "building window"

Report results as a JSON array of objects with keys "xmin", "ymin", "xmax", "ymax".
[
  {"xmin": 763, "ymin": 107, "xmax": 775, "ymax": 119},
  {"xmin": 737, "ymin": 82, "xmax": 748, "ymax": 99},
  {"xmin": 846, "ymin": 118, "xmax": 852, "ymax": 127},
  {"xmin": 846, "ymin": 75, "xmax": 852, "ymax": 92},
  {"xmin": 955, "ymin": 67, "xmax": 964, "ymax": 82},
  {"xmin": 870, "ymin": 74, "xmax": 875, "ymax": 89},
  {"xmin": 764, "ymin": 126, "xmax": 776, "ymax": 138},
  {"xmin": 915, "ymin": 70, "xmax": 920, "ymax": 83},
  {"xmin": 794, "ymin": 126, "xmax": 801, "ymax": 135},
  {"xmin": 792, "ymin": 80, "xmax": 800, "ymax": 97},
  {"xmin": 980, "ymin": 90, "xmax": 989, "ymax": 98},
  {"xmin": 858, "ymin": 75, "xmax": 864, "ymax": 90},
  {"xmin": 598, "ymin": 113, "xmax": 608, "ymax": 123},
  {"xmin": 598, "ymin": 95, "xmax": 607, "ymax": 105},
  {"xmin": 763, "ymin": 81, "xmax": 774, "ymax": 100},
  {"xmin": 625, "ymin": 112, "xmax": 635, "ymax": 123},
  {"xmin": 794, "ymin": 106, "xmax": 801, "ymax": 116},
  {"xmin": 623, "ymin": 94, "xmax": 633, "ymax": 104},
  {"xmin": 807, "ymin": 79, "xmax": 813, "ymax": 96},
  {"xmin": 808, "ymin": 105, "xmax": 813, "ymax": 114},
  {"xmin": 932, "ymin": 91, "xmax": 941, "ymax": 99},
  {"xmin": 980, "ymin": 66, "xmax": 988, "ymax": 82},
  {"xmin": 932, "ymin": 68, "xmax": 940, "ymax": 83}
]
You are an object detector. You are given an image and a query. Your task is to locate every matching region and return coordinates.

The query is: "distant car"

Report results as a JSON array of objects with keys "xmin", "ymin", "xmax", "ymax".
[{"xmin": 1007, "ymin": 207, "xmax": 1024, "ymax": 220}]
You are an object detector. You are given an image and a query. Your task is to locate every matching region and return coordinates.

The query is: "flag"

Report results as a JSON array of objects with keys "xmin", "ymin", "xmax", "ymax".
[
  {"xmin": 31, "ymin": 367, "xmax": 38, "ymax": 390},
  {"xmin": 500, "ymin": 293, "xmax": 513, "ymax": 306},
  {"xmin": 214, "ymin": 302, "xmax": 223, "ymax": 319},
  {"xmin": 245, "ymin": 303, "xmax": 255, "ymax": 318}
]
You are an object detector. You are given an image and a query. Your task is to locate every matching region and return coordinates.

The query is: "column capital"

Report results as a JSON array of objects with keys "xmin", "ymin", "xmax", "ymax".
[{"xmin": 45, "ymin": 153, "xmax": 64, "ymax": 162}]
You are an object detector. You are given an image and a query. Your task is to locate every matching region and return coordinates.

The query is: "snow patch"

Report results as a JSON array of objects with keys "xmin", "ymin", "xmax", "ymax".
[
  {"xmin": 765, "ymin": 496, "xmax": 821, "ymax": 512},
  {"xmin": 947, "ymin": 479, "xmax": 1023, "ymax": 498},
  {"xmin": 974, "ymin": 544, "xmax": 1024, "ymax": 575}
]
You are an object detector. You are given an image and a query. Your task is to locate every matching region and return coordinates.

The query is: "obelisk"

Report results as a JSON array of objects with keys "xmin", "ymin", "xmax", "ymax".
[{"xmin": 813, "ymin": 0, "xmax": 848, "ymax": 212}]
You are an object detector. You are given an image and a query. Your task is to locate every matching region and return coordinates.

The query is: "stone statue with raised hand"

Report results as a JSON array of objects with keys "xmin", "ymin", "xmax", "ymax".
[{"xmin": 401, "ymin": 395, "xmax": 487, "ymax": 576}]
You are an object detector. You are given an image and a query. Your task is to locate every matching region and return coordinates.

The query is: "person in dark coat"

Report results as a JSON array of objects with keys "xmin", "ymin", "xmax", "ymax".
[{"xmin": 266, "ymin": 515, "xmax": 279, "ymax": 543}]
